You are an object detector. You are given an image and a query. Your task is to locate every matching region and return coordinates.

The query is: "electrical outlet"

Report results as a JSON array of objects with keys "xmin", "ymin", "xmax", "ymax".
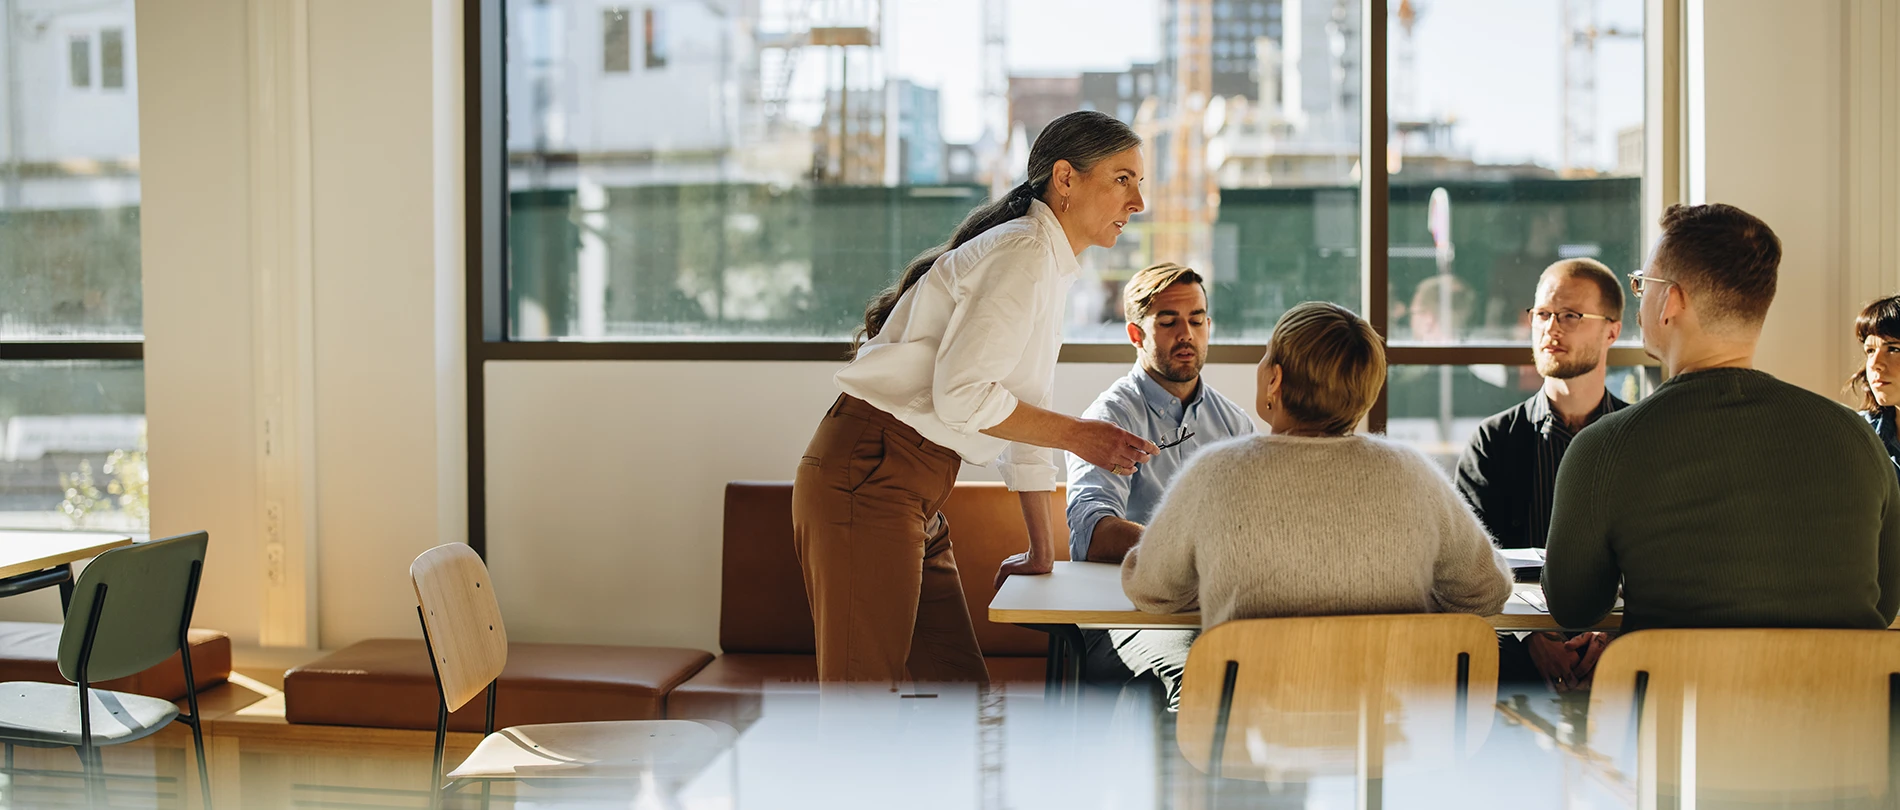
[{"xmin": 265, "ymin": 542, "xmax": 285, "ymax": 586}]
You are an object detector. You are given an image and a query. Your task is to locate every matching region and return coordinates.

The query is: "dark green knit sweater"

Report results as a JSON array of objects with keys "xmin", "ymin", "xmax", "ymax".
[{"xmin": 1542, "ymin": 368, "xmax": 1900, "ymax": 631}]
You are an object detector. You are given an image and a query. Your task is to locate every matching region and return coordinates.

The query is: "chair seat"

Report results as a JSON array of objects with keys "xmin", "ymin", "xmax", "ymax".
[
  {"xmin": 285, "ymin": 639, "xmax": 713, "ymax": 731},
  {"xmin": 0, "ymin": 681, "xmax": 180, "ymax": 747},
  {"xmin": 447, "ymin": 720, "xmax": 736, "ymax": 782}
]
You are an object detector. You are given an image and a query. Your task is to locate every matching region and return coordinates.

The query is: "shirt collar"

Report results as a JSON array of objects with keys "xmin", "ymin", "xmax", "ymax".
[
  {"xmin": 1026, "ymin": 198, "xmax": 1082, "ymax": 278},
  {"xmin": 1871, "ymin": 408, "xmax": 1900, "ymax": 447},
  {"xmin": 1129, "ymin": 365, "xmax": 1200, "ymax": 419},
  {"xmin": 1527, "ymin": 389, "xmax": 1620, "ymax": 438}
]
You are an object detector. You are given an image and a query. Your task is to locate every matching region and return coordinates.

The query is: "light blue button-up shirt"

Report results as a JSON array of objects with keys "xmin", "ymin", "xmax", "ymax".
[{"xmin": 1065, "ymin": 365, "xmax": 1257, "ymax": 561}]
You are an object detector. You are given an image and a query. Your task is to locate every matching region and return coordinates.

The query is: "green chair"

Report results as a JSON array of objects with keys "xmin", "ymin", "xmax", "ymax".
[{"xmin": 0, "ymin": 531, "xmax": 212, "ymax": 809}]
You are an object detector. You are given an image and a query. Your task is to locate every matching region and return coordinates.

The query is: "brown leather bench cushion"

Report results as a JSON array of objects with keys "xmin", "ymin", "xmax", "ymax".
[
  {"xmin": 285, "ymin": 639, "xmax": 713, "ymax": 731},
  {"xmin": 666, "ymin": 653, "xmax": 1047, "ymax": 726},
  {"xmin": 0, "ymin": 621, "xmax": 230, "ymax": 701},
  {"xmin": 720, "ymin": 481, "xmax": 1069, "ymax": 658}
]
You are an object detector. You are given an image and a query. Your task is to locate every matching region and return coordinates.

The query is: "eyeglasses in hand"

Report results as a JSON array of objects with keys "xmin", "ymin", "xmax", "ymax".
[{"xmin": 1154, "ymin": 427, "xmax": 1196, "ymax": 451}]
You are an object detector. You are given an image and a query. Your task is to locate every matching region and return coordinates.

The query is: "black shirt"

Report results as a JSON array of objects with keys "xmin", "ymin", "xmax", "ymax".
[
  {"xmin": 1456, "ymin": 390, "xmax": 1626, "ymax": 550},
  {"xmin": 1866, "ymin": 408, "xmax": 1900, "ymax": 486}
]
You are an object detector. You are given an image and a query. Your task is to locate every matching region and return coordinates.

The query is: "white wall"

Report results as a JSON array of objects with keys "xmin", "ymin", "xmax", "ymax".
[
  {"xmin": 132, "ymin": 0, "xmax": 261, "ymax": 643},
  {"xmin": 485, "ymin": 359, "xmax": 1263, "ymax": 652},
  {"xmin": 1698, "ymin": 0, "xmax": 1846, "ymax": 395},
  {"xmin": 0, "ymin": 0, "xmax": 469, "ymax": 654},
  {"xmin": 305, "ymin": 0, "xmax": 466, "ymax": 649}
]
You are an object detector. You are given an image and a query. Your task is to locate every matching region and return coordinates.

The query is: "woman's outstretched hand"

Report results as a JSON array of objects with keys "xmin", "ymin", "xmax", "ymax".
[{"xmin": 1067, "ymin": 419, "xmax": 1158, "ymax": 475}]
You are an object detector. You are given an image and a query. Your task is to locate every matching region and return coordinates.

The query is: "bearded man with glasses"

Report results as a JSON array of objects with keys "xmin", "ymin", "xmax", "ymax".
[{"xmin": 1456, "ymin": 257, "xmax": 1627, "ymax": 695}]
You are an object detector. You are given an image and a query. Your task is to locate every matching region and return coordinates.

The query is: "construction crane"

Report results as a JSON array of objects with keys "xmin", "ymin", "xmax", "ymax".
[
  {"xmin": 1560, "ymin": 0, "xmax": 1638, "ymax": 175},
  {"xmin": 980, "ymin": 0, "xmax": 1009, "ymax": 191}
]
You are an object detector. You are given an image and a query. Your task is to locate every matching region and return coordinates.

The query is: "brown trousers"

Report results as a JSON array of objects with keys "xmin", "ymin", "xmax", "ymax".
[{"xmin": 792, "ymin": 394, "xmax": 991, "ymax": 684}]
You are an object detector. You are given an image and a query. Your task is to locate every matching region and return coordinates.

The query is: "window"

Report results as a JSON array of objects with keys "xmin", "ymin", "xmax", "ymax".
[
  {"xmin": 477, "ymin": 1, "xmax": 1665, "ymax": 366},
  {"xmin": 69, "ymin": 35, "xmax": 91, "ymax": 88},
  {"xmin": 494, "ymin": 0, "xmax": 1357, "ymax": 344},
  {"xmin": 603, "ymin": 9, "xmax": 631, "ymax": 73},
  {"xmin": 2, "ymin": 2, "xmax": 144, "ymax": 531},
  {"xmin": 643, "ymin": 8, "xmax": 666, "ymax": 69},
  {"xmin": 101, "ymin": 29, "xmax": 126, "ymax": 90},
  {"xmin": 1380, "ymin": 0, "xmax": 1653, "ymax": 453}
]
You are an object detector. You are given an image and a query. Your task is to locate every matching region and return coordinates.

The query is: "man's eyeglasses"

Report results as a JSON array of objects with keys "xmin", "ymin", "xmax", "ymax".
[
  {"xmin": 1630, "ymin": 272, "xmax": 1675, "ymax": 298},
  {"xmin": 1155, "ymin": 427, "xmax": 1196, "ymax": 451},
  {"xmin": 1525, "ymin": 308, "xmax": 1617, "ymax": 328}
]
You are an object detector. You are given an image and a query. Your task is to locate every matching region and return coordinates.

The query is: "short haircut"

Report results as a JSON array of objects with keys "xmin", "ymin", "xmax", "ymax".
[
  {"xmin": 1848, "ymin": 294, "xmax": 1900, "ymax": 412},
  {"xmin": 1265, "ymin": 302, "xmax": 1387, "ymax": 435},
  {"xmin": 1541, "ymin": 257, "xmax": 1625, "ymax": 319},
  {"xmin": 1123, "ymin": 262, "xmax": 1206, "ymax": 323},
  {"xmin": 1410, "ymin": 274, "xmax": 1474, "ymax": 327},
  {"xmin": 1653, "ymin": 203, "xmax": 1782, "ymax": 327}
]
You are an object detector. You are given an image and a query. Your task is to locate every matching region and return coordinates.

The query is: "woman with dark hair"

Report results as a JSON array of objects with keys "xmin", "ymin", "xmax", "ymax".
[
  {"xmin": 1850, "ymin": 294, "xmax": 1900, "ymax": 480},
  {"xmin": 794, "ymin": 111, "xmax": 1158, "ymax": 684}
]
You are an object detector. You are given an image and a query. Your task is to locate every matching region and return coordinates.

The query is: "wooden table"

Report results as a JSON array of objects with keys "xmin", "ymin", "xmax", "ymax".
[
  {"xmin": 989, "ymin": 560, "xmax": 1614, "ymax": 633},
  {"xmin": 0, "ymin": 531, "xmax": 134, "ymax": 579},
  {"xmin": 0, "ymin": 530, "xmax": 135, "ymax": 608}
]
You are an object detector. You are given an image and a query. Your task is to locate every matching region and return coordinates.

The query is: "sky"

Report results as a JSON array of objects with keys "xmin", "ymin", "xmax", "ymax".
[{"xmin": 840, "ymin": 0, "xmax": 1648, "ymax": 172}]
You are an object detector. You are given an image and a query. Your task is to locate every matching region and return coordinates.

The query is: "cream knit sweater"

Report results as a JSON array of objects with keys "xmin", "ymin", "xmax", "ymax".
[{"xmin": 1121, "ymin": 433, "xmax": 1513, "ymax": 628}]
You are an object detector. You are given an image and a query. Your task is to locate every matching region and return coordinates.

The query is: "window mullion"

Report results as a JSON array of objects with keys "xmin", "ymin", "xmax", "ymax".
[{"xmin": 1363, "ymin": 0, "xmax": 1391, "ymax": 433}]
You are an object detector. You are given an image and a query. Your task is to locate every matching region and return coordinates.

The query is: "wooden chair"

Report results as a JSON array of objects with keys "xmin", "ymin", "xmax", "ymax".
[
  {"xmin": 1588, "ymin": 628, "xmax": 1900, "ymax": 807},
  {"xmin": 411, "ymin": 543, "xmax": 733, "ymax": 808},
  {"xmin": 0, "ymin": 531, "xmax": 212, "ymax": 808},
  {"xmin": 1174, "ymin": 614, "xmax": 1498, "ymax": 803}
]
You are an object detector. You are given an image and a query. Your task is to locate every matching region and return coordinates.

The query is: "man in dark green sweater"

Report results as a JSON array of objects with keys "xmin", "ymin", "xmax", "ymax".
[{"xmin": 1543, "ymin": 203, "xmax": 1900, "ymax": 636}]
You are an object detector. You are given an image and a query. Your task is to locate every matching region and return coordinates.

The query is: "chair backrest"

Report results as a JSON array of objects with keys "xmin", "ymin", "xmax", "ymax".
[
  {"xmin": 58, "ymin": 531, "xmax": 209, "ymax": 684},
  {"xmin": 1175, "ymin": 614, "xmax": 1499, "ymax": 781},
  {"xmin": 411, "ymin": 543, "xmax": 508, "ymax": 713},
  {"xmin": 718, "ymin": 481, "xmax": 1068, "ymax": 656},
  {"xmin": 1588, "ymin": 629, "xmax": 1900, "ymax": 801}
]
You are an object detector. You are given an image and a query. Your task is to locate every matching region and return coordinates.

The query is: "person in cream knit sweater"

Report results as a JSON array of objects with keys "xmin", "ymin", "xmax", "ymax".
[{"xmin": 1120, "ymin": 302, "xmax": 1512, "ymax": 704}]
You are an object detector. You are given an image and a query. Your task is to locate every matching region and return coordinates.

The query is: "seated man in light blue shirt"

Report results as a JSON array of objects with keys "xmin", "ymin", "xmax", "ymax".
[{"xmin": 1066, "ymin": 262, "xmax": 1255, "ymax": 704}]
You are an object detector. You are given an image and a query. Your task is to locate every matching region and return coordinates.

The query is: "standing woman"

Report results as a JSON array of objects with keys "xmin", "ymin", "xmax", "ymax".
[
  {"xmin": 1850, "ymin": 294, "xmax": 1900, "ymax": 480},
  {"xmin": 795, "ymin": 111, "xmax": 1158, "ymax": 684}
]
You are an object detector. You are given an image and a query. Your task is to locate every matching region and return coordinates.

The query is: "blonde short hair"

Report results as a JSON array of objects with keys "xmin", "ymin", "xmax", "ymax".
[
  {"xmin": 1123, "ymin": 262, "xmax": 1205, "ymax": 323},
  {"xmin": 1265, "ymin": 302, "xmax": 1387, "ymax": 435}
]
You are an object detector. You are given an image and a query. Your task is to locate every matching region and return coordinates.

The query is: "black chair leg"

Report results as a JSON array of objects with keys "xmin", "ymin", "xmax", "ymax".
[
  {"xmin": 190, "ymin": 720, "xmax": 211, "ymax": 810},
  {"xmin": 75, "ymin": 744, "xmax": 102, "ymax": 808}
]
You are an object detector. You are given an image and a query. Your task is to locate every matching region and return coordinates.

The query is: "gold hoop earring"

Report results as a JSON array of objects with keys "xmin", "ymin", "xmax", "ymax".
[{"xmin": 1062, "ymin": 197, "xmax": 1069, "ymax": 213}]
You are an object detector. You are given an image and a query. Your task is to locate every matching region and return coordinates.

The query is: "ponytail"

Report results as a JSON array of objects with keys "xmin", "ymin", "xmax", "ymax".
[
  {"xmin": 854, "ymin": 184, "xmax": 1037, "ymax": 352},
  {"xmin": 851, "ymin": 110, "xmax": 1141, "ymax": 355}
]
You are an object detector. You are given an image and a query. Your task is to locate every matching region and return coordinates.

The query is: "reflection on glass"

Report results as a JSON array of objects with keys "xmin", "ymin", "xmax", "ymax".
[
  {"xmin": 0, "ymin": 361, "xmax": 146, "ymax": 531},
  {"xmin": 503, "ymin": 0, "xmax": 1360, "ymax": 343},
  {"xmin": 1, "ymin": 0, "xmax": 142, "ymax": 339},
  {"xmin": 1385, "ymin": 0, "xmax": 1646, "ymax": 343},
  {"xmin": 1386, "ymin": 364, "xmax": 1657, "ymax": 468}
]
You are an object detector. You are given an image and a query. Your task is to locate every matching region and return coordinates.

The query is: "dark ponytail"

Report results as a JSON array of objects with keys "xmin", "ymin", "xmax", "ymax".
[{"xmin": 853, "ymin": 110, "xmax": 1141, "ymax": 353}]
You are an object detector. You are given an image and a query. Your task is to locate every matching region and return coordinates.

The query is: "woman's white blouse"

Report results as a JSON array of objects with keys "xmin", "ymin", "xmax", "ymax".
[{"xmin": 835, "ymin": 198, "xmax": 1080, "ymax": 492}]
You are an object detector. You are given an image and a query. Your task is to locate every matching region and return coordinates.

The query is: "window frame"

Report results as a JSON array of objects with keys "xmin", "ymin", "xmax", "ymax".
[{"xmin": 463, "ymin": 0, "xmax": 1676, "ymax": 556}]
